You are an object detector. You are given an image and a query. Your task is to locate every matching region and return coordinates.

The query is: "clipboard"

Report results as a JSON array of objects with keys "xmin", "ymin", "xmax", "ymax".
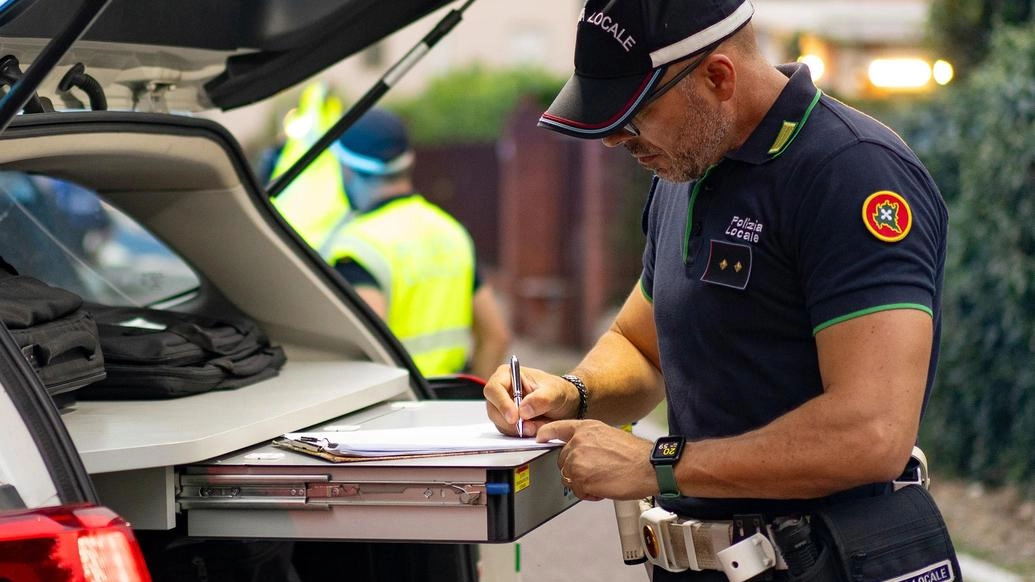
[
  {"xmin": 273, "ymin": 420, "xmax": 560, "ymax": 462},
  {"xmin": 271, "ymin": 436, "xmax": 539, "ymax": 463}
]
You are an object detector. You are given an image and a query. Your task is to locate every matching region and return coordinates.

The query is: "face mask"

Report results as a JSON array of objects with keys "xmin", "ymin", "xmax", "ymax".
[{"xmin": 344, "ymin": 171, "xmax": 377, "ymax": 212}]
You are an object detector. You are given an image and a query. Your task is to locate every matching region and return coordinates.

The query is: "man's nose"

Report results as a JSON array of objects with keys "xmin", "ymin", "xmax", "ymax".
[{"xmin": 601, "ymin": 130, "xmax": 635, "ymax": 148}]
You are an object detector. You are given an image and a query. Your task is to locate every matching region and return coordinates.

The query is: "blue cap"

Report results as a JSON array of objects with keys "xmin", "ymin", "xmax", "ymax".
[{"xmin": 332, "ymin": 108, "xmax": 415, "ymax": 175}]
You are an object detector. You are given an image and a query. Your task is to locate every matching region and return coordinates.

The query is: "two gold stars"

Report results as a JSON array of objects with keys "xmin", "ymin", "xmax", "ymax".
[{"xmin": 719, "ymin": 259, "xmax": 743, "ymax": 273}]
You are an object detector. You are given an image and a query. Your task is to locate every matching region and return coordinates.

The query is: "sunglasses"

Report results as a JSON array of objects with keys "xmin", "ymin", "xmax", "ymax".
[{"xmin": 620, "ymin": 51, "xmax": 711, "ymax": 137}]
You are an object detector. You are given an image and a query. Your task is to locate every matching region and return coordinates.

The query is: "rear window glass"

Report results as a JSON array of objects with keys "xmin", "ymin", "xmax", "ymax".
[{"xmin": 0, "ymin": 171, "xmax": 199, "ymax": 305}]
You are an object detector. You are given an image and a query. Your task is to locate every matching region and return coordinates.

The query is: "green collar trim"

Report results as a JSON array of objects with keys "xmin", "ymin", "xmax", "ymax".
[{"xmin": 767, "ymin": 88, "xmax": 822, "ymax": 159}]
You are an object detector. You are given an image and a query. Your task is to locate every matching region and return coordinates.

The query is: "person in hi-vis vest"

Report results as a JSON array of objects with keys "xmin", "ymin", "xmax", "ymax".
[
  {"xmin": 269, "ymin": 82, "xmax": 351, "ymax": 251},
  {"xmin": 320, "ymin": 108, "xmax": 510, "ymax": 379}
]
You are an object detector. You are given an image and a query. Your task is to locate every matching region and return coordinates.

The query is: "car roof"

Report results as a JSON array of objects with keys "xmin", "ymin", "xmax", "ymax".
[{"xmin": 0, "ymin": 0, "xmax": 455, "ymax": 112}]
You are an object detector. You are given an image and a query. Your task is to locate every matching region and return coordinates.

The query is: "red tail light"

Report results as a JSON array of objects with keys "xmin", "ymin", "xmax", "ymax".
[{"xmin": 0, "ymin": 504, "xmax": 151, "ymax": 581}]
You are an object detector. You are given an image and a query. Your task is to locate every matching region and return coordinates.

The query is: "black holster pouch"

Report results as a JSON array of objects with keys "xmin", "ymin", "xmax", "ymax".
[{"xmin": 786, "ymin": 485, "xmax": 961, "ymax": 582}]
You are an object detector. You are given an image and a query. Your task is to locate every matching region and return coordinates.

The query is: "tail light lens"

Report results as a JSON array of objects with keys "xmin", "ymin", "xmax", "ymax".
[{"xmin": 0, "ymin": 504, "xmax": 151, "ymax": 581}]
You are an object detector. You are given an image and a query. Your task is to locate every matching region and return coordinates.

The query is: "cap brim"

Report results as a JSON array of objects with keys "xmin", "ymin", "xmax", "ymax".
[{"xmin": 538, "ymin": 68, "xmax": 664, "ymax": 139}]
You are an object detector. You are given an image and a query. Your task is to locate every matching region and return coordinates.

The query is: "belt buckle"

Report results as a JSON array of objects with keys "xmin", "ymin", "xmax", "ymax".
[
  {"xmin": 893, "ymin": 446, "xmax": 931, "ymax": 491},
  {"xmin": 639, "ymin": 506, "xmax": 691, "ymax": 572}
]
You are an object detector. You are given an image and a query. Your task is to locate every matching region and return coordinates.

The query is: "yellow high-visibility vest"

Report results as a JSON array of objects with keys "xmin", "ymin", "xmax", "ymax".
[
  {"xmin": 271, "ymin": 83, "xmax": 350, "ymax": 249},
  {"xmin": 322, "ymin": 195, "xmax": 475, "ymax": 376}
]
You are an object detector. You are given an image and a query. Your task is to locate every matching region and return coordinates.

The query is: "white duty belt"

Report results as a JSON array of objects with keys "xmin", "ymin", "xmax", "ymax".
[
  {"xmin": 639, "ymin": 507, "xmax": 786, "ymax": 581},
  {"xmin": 639, "ymin": 446, "xmax": 931, "ymax": 580}
]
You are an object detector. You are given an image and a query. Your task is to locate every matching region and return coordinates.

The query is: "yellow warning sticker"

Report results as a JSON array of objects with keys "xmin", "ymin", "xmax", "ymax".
[{"xmin": 514, "ymin": 464, "xmax": 531, "ymax": 493}]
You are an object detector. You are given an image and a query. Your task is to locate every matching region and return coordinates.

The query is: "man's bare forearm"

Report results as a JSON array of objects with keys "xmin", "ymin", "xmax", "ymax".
[{"xmin": 568, "ymin": 286, "xmax": 665, "ymax": 425}]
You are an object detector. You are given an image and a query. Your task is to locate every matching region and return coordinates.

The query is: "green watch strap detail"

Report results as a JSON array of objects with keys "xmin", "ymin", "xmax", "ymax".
[{"xmin": 655, "ymin": 464, "xmax": 680, "ymax": 498}]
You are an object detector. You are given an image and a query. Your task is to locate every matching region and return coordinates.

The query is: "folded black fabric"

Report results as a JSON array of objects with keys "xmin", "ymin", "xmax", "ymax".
[
  {"xmin": 0, "ymin": 260, "xmax": 106, "ymax": 404},
  {"xmin": 79, "ymin": 304, "xmax": 286, "ymax": 400}
]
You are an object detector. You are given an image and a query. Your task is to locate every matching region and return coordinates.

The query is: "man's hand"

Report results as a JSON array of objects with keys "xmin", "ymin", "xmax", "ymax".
[
  {"xmin": 484, "ymin": 365, "xmax": 580, "ymax": 437},
  {"xmin": 538, "ymin": 420, "xmax": 656, "ymax": 501}
]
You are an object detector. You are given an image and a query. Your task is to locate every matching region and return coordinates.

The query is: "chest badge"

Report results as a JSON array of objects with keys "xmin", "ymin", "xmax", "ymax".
[
  {"xmin": 863, "ymin": 190, "xmax": 912, "ymax": 243},
  {"xmin": 701, "ymin": 240, "xmax": 752, "ymax": 290}
]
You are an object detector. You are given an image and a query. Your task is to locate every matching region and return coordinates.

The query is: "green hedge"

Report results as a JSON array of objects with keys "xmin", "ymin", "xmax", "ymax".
[
  {"xmin": 896, "ymin": 25, "xmax": 1035, "ymax": 493},
  {"xmin": 387, "ymin": 66, "xmax": 565, "ymax": 145}
]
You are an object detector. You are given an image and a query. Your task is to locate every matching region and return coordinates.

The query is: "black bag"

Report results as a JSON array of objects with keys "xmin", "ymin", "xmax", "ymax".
[
  {"xmin": 786, "ymin": 485, "xmax": 961, "ymax": 582},
  {"xmin": 78, "ymin": 304, "xmax": 286, "ymax": 399},
  {"xmin": 0, "ymin": 258, "xmax": 106, "ymax": 407}
]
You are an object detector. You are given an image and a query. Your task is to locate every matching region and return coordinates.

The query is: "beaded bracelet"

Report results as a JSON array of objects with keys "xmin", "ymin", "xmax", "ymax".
[{"xmin": 561, "ymin": 374, "xmax": 588, "ymax": 420}]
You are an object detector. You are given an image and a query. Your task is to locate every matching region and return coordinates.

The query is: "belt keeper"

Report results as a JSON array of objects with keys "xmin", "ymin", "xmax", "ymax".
[{"xmin": 716, "ymin": 533, "xmax": 778, "ymax": 582}]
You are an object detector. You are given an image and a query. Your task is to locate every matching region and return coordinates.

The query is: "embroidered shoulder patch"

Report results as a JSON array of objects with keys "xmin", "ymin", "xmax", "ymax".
[{"xmin": 863, "ymin": 190, "xmax": 912, "ymax": 243}]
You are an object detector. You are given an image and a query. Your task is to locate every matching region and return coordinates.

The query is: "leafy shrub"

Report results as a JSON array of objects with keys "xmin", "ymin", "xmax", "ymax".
[
  {"xmin": 899, "ymin": 25, "xmax": 1035, "ymax": 492},
  {"xmin": 388, "ymin": 66, "xmax": 565, "ymax": 145}
]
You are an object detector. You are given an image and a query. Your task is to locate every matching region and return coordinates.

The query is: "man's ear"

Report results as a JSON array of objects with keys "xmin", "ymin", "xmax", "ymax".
[{"xmin": 702, "ymin": 54, "xmax": 737, "ymax": 102}]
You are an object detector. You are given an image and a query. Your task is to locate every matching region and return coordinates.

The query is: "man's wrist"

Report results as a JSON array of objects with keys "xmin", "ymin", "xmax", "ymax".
[
  {"xmin": 561, "ymin": 374, "xmax": 588, "ymax": 419},
  {"xmin": 650, "ymin": 436, "xmax": 686, "ymax": 498}
]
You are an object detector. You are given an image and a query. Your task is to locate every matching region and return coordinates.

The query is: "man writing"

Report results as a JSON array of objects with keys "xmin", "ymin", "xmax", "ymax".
[{"xmin": 485, "ymin": 1, "xmax": 949, "ymax": 580}]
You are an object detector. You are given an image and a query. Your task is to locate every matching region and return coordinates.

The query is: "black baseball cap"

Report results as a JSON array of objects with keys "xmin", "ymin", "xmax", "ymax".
[{"xmin": 539, "ymin": 0, "xmax": 755, "ymax": 139}]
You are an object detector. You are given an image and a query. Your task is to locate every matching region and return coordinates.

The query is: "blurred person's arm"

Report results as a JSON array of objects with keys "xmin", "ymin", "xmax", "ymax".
[
  {"xmin": 469, "ymin": 283, "xmax": 510, "ymax": 380},
  {"xmin": 354, "ymin": 286, "xmax": 387, "ymax": 318},
  {"xmin": 334, "ymin": 260, "xmax": 387, "ymax": 317}
]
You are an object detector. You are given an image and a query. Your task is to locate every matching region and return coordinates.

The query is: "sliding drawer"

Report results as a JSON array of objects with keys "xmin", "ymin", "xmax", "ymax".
[{"xmin": 176, "ymin": 400, "xmax": 579, "ymax": 542}]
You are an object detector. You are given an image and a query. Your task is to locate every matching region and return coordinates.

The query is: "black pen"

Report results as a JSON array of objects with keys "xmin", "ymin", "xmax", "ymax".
[{"xmin": 509, "ymin": 354, "xmax": 523, "ymax": 437}]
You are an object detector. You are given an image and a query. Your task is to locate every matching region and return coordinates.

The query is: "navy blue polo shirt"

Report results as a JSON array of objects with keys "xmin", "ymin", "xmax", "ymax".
[{"xmin": 642, "ymin": 64, "xmax": 947, "ymax": 517}]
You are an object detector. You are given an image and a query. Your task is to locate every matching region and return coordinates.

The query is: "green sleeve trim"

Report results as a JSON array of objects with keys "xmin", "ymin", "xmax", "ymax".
[
  {"xmin": 813, "ymin": 303, "xmax": 933, "ymax": 335},
  {"xmin": 639, "ymin": 278, "xmax": 653, "ymax": 302}
]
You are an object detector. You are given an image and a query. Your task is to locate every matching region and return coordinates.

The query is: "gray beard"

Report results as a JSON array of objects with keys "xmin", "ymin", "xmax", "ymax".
[{"xmin": 662, "ymin": 85, "xmax": 734, "ymax": 182}]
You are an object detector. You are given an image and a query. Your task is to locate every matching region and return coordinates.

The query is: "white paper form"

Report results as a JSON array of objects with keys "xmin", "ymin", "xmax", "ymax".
[{"xmin": 283, "ymin": 422, "xmax": 562, "ymax": 457}]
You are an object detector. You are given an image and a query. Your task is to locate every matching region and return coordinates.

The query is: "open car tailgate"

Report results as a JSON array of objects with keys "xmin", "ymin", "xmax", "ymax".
[{"xmin": 0, "ymin": 112, "xmax": 579, "ymax": 544}]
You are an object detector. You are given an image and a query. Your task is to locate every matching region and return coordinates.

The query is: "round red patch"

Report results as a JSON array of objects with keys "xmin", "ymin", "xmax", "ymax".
[{"xmin": 862, "ymin": 190, "xmax": 912, "ymax": 243}]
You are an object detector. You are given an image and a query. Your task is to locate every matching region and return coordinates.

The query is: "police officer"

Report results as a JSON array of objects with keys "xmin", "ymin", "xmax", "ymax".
[
  {"xmin": 484, "ymin": 1, "xmax": 948, "ymax": 580},
  {"xmin": 321, "ymin": 108, "xmax": 510, "ymax": 379}
]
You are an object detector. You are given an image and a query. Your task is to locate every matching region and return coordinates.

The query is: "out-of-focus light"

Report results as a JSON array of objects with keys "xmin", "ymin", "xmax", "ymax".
[
  {"xmin": 932, "ymin": 60, "xmax": 954, "ymax": 85},
  {"xmin": 797, "ymin": 54, "xmax": 826, "ymax": 82},
  {"xmin": 869, "ymin": 57, "xmax": 935, "ymax": 89},
  {"xmin": 868, "ymin": 58, "xmax": 932, "ymax": 89},
  {"xmin": 283, "ymin": 107, "xmax": 312, "ymax": 140}
]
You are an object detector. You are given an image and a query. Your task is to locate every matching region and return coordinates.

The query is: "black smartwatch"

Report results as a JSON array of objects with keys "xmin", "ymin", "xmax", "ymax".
[{"xmin": 650, "ymin": 435, "xmax": 685, "ymax": 499}]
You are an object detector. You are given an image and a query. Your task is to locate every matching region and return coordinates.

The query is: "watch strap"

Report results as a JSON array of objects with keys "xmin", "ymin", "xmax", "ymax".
[{"xmin": 655, "ymin": 464, "xmax": 680, "ymax": 499}]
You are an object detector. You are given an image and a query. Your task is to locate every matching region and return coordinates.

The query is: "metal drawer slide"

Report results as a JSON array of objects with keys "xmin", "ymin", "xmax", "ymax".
[{"xmin": 179, "ymin": 473, "xmax": 486, "ymax": 511}]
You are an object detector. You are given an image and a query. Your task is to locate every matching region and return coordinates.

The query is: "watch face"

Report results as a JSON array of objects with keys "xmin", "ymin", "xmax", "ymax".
[{"xmin": 651, "ymin": 436, "xmax": 684, "ymax": 463}]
